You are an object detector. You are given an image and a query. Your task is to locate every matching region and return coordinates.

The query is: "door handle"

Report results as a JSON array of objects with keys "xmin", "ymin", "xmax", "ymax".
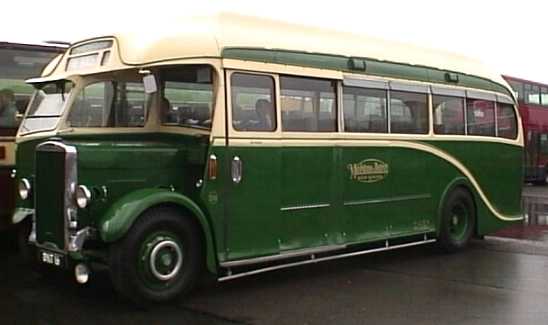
[{"xmin": 231, "ymin": 156, "xmax": 242, "ymax": 184}]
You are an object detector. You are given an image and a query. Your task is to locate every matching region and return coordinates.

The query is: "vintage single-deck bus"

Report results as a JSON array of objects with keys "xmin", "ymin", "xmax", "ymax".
[
  {"xmin": 0, "ymin": 42, "xmax": 64, "ymax": 234},
  {"xmin": 12, "ymin": 14, "xmax": 523, "ymax": 304}
]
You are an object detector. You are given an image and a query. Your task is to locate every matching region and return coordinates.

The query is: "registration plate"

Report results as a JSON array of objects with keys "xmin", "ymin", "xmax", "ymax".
[{"xmin": 39, "ymin": 250, "xmax": 65, "ymax": 267}]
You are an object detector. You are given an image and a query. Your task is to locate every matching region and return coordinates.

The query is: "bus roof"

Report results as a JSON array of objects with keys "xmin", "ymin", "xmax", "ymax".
[
  {"xmin": 35, "ymin": 13, "xmax": 512, "ymax": 96},
  {"xmin": 503, "ymin": 75, "xmax": 548, "ymax": 88}
]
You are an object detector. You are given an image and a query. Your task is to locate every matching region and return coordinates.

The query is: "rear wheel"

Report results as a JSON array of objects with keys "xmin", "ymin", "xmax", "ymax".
[
  {"xmin": 438, "ymin": 188, "xmax": 476, "ymax": 253},
  {"xmin": 109, "ymin": 207, "xmax": 203, "ymax": 305}
]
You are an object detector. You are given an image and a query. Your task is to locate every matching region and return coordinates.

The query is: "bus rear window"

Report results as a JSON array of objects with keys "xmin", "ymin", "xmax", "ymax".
[{"xmin": 497, "ymin": 103, "xmax": 517, "ymax": 139}]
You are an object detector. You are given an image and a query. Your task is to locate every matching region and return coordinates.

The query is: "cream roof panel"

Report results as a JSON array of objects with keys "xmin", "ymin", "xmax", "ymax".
[{"xmin": 41, "ymin": 12, "xmax": 509, "ymax": 90}]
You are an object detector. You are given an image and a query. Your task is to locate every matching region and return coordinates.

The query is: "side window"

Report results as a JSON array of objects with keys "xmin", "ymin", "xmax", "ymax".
[
  {"xmin": 497, "ymin": 103, "xmax": 517, "ymax": 139},
  {"xmin": 343, "ymin": 87, "xmax": 387, "ymax": 133},
  {"xmin": 161, "ymin": 66, "xmax": 214, "ymax": 129},
  {"xmin": 432, "ymin": 95, "xmax": 465, "ymax": 135},
  {"xmin": 466, "ymin": 99, "xmax": 495, "ymax": 136},
  {"xmin": 524, "ymin": 83, "xmax": 540, "ymax": 105},
  {"xmin": 0, "ymin": 82, "xmax": 34, "ymax": 134},
  {"xmin": 68, "ymin": 82, "xmax": 112, "ymax": 127},
  {"xmin": 390, "ymin": 91, "xmax": 428, "ymax": 134},
  {"xmin": 541, "ymin": 134, "xmax": 548, "ymax": 154},
  {"xmin": 507, "ymin": 80, "xmax": 524, "ymax": 101},
  {"xmin": 281, "ymin": 76, "xmax": 337, "ymax": 132},
  {"xmin": 68, "ymin": 81, "xmax": 147, "ymax": 127},
  {"xmin": 231, "ymin": 73, "xmax": 276, "ymax": 132},
  {"xmin": 541, "ymin": 87, "xmax": 548, "ymax": 106}
]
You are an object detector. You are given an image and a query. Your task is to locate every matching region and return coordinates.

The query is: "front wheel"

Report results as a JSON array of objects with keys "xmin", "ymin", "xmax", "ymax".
[
  {"xmin": 109, "ymin": 207, "xmax": 203, "ymax": 305},
  {"xmin": 437, "ymin": 188, "xmax": 476, "ymax": 253}
]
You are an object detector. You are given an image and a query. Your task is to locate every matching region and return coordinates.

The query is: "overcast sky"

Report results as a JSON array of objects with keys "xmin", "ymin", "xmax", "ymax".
[{"xmin": 2, "ymin": 0, "xmax": 547, "ymax": 83}]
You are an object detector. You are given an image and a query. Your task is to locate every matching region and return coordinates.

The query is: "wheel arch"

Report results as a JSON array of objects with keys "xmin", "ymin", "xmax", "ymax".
[
  {"xmin": 437, "ymin": 177, "xmax": 478, "ymax": 236},
  {"xmin": 98, "ymin": 188, "xmax": 218, "ymax": 274}
]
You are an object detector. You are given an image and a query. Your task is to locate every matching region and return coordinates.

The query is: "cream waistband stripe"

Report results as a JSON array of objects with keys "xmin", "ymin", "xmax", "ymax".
[{"xmin": 213, "ymin": 138, "xmax": 523, "ymax": 222}]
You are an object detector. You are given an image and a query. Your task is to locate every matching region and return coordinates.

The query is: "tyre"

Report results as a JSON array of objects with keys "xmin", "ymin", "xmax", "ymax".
[
  {"xmin": 109, "ymin": 207, "xmax": 203, "ymax": 305},
  {"xmin": 437, "ymin": 187, "xmax": 476, "ymax": 253}
]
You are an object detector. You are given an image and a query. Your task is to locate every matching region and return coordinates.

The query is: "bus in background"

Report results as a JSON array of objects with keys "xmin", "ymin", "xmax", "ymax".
[
  {"xmin": 0, "ymin": 42, "xmax": 65, "ymax": 233},
  {"xmin": 503, "ymin": 75, "xmax": 548, "ymax": 184}
]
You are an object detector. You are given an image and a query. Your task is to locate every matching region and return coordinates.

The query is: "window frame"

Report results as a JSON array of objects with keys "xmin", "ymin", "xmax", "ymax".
[
  {"xmin": 224, "ymin": 70, "xmax": 519, "ymax": 141},
  {"xmin": 159, "ymin": 66, "xmax": 216, "ymax": 131},
  {"xmin": 432, "ymin": 94, "xmax": 466, "ymax": 136},
  {"xmin": 67, "ymin": 79, "xmax": 148, "ymax": 128},
  {"xmin": 280, "ymin": 74, "xmax": 339, "ymax": 133},
  {"xmin": 227, "ymin": 70, "xmax": 281, "ymax": 137},
  {"xmin": 341, "ymin": 85, "xmax": 389, "ymax": 134}
]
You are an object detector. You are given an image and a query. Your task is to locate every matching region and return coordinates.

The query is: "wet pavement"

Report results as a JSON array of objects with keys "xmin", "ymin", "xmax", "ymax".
[{"xmin": 1, "ymin": 187, "xmax": 548, "ymax": 324}]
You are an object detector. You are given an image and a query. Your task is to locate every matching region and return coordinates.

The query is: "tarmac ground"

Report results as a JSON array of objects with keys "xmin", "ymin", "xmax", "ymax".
[{"xmin": 1, "ymin": 186, "xmax": 548, "ymax": 324}]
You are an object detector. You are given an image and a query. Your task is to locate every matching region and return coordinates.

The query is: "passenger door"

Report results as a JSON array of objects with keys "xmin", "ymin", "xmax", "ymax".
[{"xmin": 225, "ymin": 71, "xmax": 282, "ymax": 260}]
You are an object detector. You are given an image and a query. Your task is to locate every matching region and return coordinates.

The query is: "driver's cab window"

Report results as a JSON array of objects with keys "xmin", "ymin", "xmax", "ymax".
[
  {"xmin": 68, "ymin": 79, "xmax": 147, "ymax": 127},
  {"xmin": 160, "ymin": 66, "xmax": 214, "ymax": 129}
]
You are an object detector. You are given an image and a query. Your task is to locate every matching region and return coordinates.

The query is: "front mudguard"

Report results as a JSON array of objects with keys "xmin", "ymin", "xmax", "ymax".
[{"xmin": 98, "ymin": 188, "xmax": 217, "ymax": 274}]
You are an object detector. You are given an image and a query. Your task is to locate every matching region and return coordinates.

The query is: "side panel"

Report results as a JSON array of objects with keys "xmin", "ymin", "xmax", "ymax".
[
  {"xmin": 341, "ymin": 146, "xmax": 391, "ymax": 243},
  {"xmin": 388, "ymin": 147, "xmax": 434, "ymax": 236},
  {"xmin": 225, "ymin": 144, "xmax": 282, "ymax": 260},
  {"xmin": 424, "ymin": 140, "xmax": 523, "ymax": 235},
  {"xmin": 280, "ymin": 146, "xmax": 341, "ymax": 250}
]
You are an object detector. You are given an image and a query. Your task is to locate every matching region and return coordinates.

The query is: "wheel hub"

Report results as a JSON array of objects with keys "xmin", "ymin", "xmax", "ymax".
[{"xmin": 149, "ymin": 240, "xmax": 183, "ymax": 281}]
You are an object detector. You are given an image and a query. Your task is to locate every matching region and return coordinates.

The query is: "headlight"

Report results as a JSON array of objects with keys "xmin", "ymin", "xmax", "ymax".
[
  {"xmin": 75, "ymin": 185, "xmax": 92, "ymax": 209},
  {"xmin": 18, "ymin": 178, "xmax": 31, "ymax": 200}
]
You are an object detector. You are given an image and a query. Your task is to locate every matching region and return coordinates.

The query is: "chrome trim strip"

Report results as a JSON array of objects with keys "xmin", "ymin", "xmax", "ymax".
[
  {"xmin": 496, "ymin": 94, "xmax": 514, "ymax": 104},
  {"xmin": 220, "ymin": 244, "xmax": 346, "ymax": 268},
  {"xmin": 344, "ymin": 194, "xmax": 431, "ymax": 207},
  {"xmin": 390, "ymin": 82, "xmax": 429, "ymax": 94},
  {"xmin": 431, "ymin": 86, "xmax": 465, "ymax": 98},
  {"xmin": 466, "ymin": 90, "xmax": 496, "ymax": 101},
  {"xmin": 219, "ymin": 237, "xmax": 436, "ymax": 282},
  {"xmin": 280, "ymin": 203, "xmax": 331, "ymax": 212},
  {"xmin": 343, "ymin": 77, "xmax": 389, "ymax": 90}
]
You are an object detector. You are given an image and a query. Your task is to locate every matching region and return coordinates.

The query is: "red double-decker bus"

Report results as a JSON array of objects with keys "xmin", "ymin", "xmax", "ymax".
[{"xmin": 503, "ymin": 75, "xmax": 548, "ymax": 184}]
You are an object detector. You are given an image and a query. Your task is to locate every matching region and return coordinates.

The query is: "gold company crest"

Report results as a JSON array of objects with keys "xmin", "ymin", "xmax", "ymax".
[{"xmin": 347, "ymin": 159, "xmax": 389, "ymax": 183}]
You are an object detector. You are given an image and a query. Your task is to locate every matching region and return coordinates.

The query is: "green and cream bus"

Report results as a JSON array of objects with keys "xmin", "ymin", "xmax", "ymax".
[{"xmin": 12, "ymin": 14, "xmax": 523, "ymax": 304}]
